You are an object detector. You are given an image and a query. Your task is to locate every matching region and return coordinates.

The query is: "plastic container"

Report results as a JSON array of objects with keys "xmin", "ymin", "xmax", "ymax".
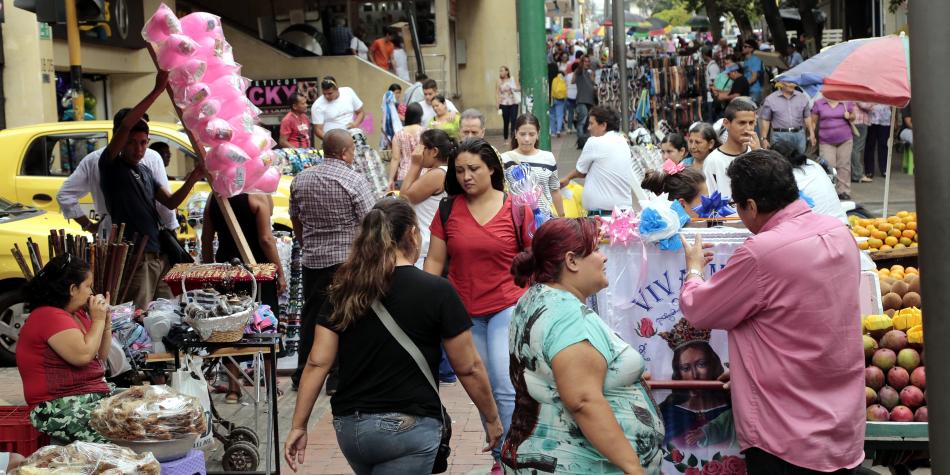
[
  {"xmin": 0, "ymin": 406, "xmax": 49, "ymax": 456},
  {"xmin": 109, "ymin": 434, "xmax": 197, "ymax": 462}
]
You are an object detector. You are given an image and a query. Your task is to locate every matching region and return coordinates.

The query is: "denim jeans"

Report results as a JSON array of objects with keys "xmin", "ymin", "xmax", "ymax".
[
  {"xmin": 549, "ymin": 99, "xmax": 566, "ymax": 135},
  {"xmin": 850, "ymin": 123, "xmax": 869, "ymax": 180},
  {"xmin": 333, "ymin": 412, "xmax": 442, "ymax": 474},
  {"xmin": 470, "ymin": 306, "xmax": 515, "ymax": 460},
  {"xmin": 771, "ymin": 130, "xmax": 806, "ymax": 155},
  {"xmin": 565, "ymin": 99, "xmax": 576, "ymax": 130}
]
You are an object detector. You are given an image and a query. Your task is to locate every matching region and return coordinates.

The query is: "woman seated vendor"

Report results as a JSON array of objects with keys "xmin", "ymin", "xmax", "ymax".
[{"xmin": 17, "ymin": 255, "xmax": 113, "ymax": 443}]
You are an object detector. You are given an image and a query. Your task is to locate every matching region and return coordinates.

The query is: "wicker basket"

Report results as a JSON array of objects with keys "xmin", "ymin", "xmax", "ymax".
[{"xmin": 181, "ymin": 265, "xmax": 258, "ymax": 343}]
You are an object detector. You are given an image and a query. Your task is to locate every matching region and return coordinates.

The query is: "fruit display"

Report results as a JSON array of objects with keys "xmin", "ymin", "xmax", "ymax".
[
  {"xmin": 876, "ymin": 265, "xmax": 921, "ymax": 316},
  {"xmin": 850, "ymin": 211, "xmax": 918, "ymax": 252},
  {"xmin": 863, "ymin": 308, "xmax": 926, "ymax": 422}
]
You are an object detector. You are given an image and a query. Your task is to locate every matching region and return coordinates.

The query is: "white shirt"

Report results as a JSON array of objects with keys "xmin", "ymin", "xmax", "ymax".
[
  {"xmin": 702, "ymin": 146, "xmax": 750, "ymax": 199},
  {"xmin": 413, "ymin": 165, "xmax": 448, "ymax": 261},
  {"xmin": 417, "ymin": 97, "xmax": 459, "ymax": 126},
  {"xmin": 575, "ymin": 131, "xmax": 637, "ymax": 211},
  {"xmin": 311, "ymin": 86, "xmax": 364, "ymax": 132},
  {"xmin": 705, "ymin": 61, "xmax": 721, "ymax": 102},
  {"xmin": 392, "ymin": 48, "xmax": 410, "ymax": 82},
  {"xmin": 565, "ymin": 72, "xmax": 578, "ymax": 100},
  {"xmin": 404, "ymin": 82, "xmax": 425, "ymax": 105},
  {"xmin": 350, "ymin": 37, "xmax": 369, "ymax": 61},
  {"xmin": 794, "ymin": 160, "xmax": 848, "ymax": 224},
  {"xmin": 56, "ymin": 147, "xmax": 179, "ymax": 239}
]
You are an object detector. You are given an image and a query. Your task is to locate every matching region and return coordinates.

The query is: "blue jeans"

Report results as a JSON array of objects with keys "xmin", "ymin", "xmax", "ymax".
[
  {"xmin": 438, "ymin": 345, "xmax": 456, "ymax": 383},
  {"xmin": 565, "ymin": 98, "xmax": 576, "ymax": 130},
  {"xmin": 771, "ymin": 130, "xmax": 806, "ymax": 155},
  {"xmin": 471, "ymin": 306, "xmax": 515, "ymax": 460},
  {"xmin": 549, "ymin": 99, "xmax": 566, "ymax": 135},
  {"xmin": 333, "ymin": 412, "xmax": 442, "ymax": 474}
]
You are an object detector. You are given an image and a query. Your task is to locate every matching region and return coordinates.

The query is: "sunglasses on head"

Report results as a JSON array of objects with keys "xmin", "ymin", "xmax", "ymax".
[{"xmin": 38, "ymin": 254, "xmax": 72, "ymax": 279}]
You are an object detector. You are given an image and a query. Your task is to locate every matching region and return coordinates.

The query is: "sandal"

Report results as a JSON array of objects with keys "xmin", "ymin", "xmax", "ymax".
[
  {"xmin": 226, "ymin": 392, "xmax": 241, "ymax": 404},
  {"xmin": 860, "ymin": 176, "xmax": 873, "ymax": 183}
]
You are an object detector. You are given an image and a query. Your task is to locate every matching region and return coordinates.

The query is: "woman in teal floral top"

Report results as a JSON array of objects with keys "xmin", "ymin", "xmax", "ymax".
[{"xmin": 503, "ymin": 218, "xmax": 664, "ymax": 474}]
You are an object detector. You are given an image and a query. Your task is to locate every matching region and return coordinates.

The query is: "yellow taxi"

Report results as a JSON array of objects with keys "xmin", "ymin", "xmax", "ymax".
[
  {"xmin": 0, "ymin": 198, "xmax": 86, "ymax": 365},
  {"xmin": 0, "ymin": 121, "xmax": 294, "ymax": 236}
]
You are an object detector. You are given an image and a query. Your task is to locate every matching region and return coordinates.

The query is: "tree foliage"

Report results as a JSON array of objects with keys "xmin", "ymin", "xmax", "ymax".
[{"xmin": 654, "ymin": 6, "xmax": 692, "ymax": 26}]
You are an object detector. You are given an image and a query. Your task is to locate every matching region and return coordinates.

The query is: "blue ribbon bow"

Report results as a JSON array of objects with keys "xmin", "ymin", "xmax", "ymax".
[{"xmin": 692, "ymin": 191, "xmax": 736, "ymax": 219}]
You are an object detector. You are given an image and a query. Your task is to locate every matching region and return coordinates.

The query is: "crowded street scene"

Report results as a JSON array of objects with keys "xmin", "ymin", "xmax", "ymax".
[{"xmin": 0, "ymin": 0, "xmax": 945, "ymax": 473}]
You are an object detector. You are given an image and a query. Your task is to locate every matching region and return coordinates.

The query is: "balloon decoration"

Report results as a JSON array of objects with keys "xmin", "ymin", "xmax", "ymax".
[{"xmin": 143, "ymin": 3, "xmax": 281, "ymax": 197}]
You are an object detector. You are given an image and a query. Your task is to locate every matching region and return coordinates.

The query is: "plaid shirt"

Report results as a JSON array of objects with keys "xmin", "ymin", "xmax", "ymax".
[{"xmin": 290, "ymin": 158, "xmax": 374, "ymax": 269}]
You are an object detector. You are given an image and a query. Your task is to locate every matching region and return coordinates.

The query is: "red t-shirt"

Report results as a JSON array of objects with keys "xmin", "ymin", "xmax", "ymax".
[
  {"xmin": 16, "ymin": 307, "xmax": 110, "ymax": 407},
  {"xmin": 430, "ymin": 196, "xmax": 533, "ymax": 316},
  {"xmin": 279, "ymin": 111, "xmax": 311, "ymax": 148},
  {"xmin": 370, "ymin": 38, "xmax": 394, "ymax": 69}
]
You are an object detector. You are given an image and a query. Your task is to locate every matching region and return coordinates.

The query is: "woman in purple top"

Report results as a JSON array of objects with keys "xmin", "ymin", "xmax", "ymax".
[{"xmin": 809, "ymin": 97, "xmax": 854, "ymax": 199}]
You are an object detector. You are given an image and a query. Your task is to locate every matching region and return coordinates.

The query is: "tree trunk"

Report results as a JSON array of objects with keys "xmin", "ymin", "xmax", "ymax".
[
  {"xmin": 704, "ymin": 0, "xmax": 723, "ymax": 42},
  {"xmin": 732, "ymin": 9, "xmax": 754, "ymax": 40},
  {"xmin": 760, "ymin": 0, "xmax": 788, "ymax": 54},
  {"xmin": 799, "ymin": 0, "xmax": 820, "ymax": 56}
]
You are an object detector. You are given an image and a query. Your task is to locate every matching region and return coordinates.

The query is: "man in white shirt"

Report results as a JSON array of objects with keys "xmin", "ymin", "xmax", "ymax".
[
  {"xmin": 565, "ymin": 69, "xmax": 578, "ymax": 133},
  {"xmin": 310, "ymin": 76, "xmax": 365, "ymax": 142},
  {"xmin": 56, "ymin": 111, "xmax": 178, "ymax": 239},
  {"xmin": 403, "ymin": 72, "xmax": 428, "ymax": 105},
  {"xmin": 560, "ymin": 106, "xmax": 644, "ymax": 214},
  {"xmin": 703, "ymin": 98, "xmax": 760, "ymax": 199},
  {"xmin": 416, "ymin": 79, "xmax": 458, "ymax": 125}
]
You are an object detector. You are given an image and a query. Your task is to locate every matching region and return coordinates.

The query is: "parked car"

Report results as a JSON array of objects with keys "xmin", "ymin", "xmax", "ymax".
[
  {"xmin": 0, "ymin": 198, "xmax": 86, "ymax": 365},
  {"xmin": 0, "ymin": 121, "xmax": 294, "ymax": 235}
]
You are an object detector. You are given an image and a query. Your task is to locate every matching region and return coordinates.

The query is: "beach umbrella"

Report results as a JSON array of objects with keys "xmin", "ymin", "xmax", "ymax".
[{"xmin": 776, "ymin": 33, "xmax": 911, "ymax": 215}]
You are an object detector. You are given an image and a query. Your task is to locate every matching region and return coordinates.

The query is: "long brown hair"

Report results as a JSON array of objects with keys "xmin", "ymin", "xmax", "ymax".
[{"xmin": 327, "ymin": 198, "xmax": 418, "ymax": 331}]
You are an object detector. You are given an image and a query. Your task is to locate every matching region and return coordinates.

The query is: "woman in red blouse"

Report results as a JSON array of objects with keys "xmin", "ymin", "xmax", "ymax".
[
  {"xmin": 424, "ymin": 138, "xmax": 533, "ymax": 473},
  {"xmin": 17, "ymin": 255, "xmax": 112, "ymax": 443}
]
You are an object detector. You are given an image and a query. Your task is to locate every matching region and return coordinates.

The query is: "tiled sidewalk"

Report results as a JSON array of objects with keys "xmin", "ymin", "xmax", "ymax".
[{"xmin": 295, "ymin": 381, "xmax": 494, "ymax": 475}]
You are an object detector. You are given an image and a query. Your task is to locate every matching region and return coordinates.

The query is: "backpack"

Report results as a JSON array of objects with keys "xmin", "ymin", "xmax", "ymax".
[{"xmin": 551, "ymin": 75, "xmax": 568, "ymax": 100}]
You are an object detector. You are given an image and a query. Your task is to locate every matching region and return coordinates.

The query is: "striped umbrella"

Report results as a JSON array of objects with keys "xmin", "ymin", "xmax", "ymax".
[{"xmin": 776, "ymin": 34, "xmax": 910, "ymax": 107}]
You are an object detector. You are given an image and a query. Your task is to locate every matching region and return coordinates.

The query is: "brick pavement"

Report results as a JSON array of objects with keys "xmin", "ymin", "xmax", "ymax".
[{"xmin": 295, "ymin": 380, "xmax": 494, "ymax": 475}]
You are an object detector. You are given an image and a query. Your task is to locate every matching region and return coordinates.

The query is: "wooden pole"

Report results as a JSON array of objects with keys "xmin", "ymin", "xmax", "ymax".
[{"xmin": 145, "ymin": 45, "xmax": 256, "ymax": 265}]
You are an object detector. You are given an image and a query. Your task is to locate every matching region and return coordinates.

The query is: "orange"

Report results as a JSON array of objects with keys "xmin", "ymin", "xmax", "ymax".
[
  {"xmin": 897, "ymin": 211, "xmax": 910, "ymax": 218},
  {"xmin": 906, "ymin": 267, "xmax": 919, "ymax": 274},
  {"xmin": 888, "ymin": 228, "xmax": 903, "ymax": 238},
  {"xmin": 885, "ymin": 236, "xmax": 899, "ymax": 247},
  {"xmin": 903, "ymin": 216, "xmax": 916, "ymax": 224},
  {"xmin": 853, "ymin": 226, "xmax": 870, "ymax": 237},
  {"xmin": 902, "ymin": 230, "xmax": 916, "ymax": 239},
  {"xmin": 899, "ymin": 237, "xmax": 913, "ymax": 246},
  {"xmin": 879, "ymin": 244, "xmax": 893, "ymax": 251},
  {"xmin": 857, "ymin": 241, "xmax": 870, "ymax": 250},
  {"xmin": 890, "ymin": 265, "xmax": 905, "ymax": 272},
  {"xmin": 894, "ymin": 243, "xmax": 907, "ymax": 250},
  {"xmin": 878, "ymin": 268, "xmax": 890, "ymax": 275},
  {"xmin": 871, "ymin": 230, "xmax": 888, "ymax": 240},
  {"xmin": 868, "ymin": 238, "xmax": 884, "ymax": 249},
  {"xmin": 911, "ymin": 242, "xmax": 919, "ymax": 248},
  {"xmin": 887, "ymin": 216, "xmax": 902, "ymax": 224},
  {"xmin": 858, "ymin": 219, "xmax": 872, "ymax": 227},
  {"xmin": 878, "ymin": 222, "xmax": 893, "ymax": 232},
  {"xmin": 894, "ymin": 223, "xmax": 906, "ymax": 231}
]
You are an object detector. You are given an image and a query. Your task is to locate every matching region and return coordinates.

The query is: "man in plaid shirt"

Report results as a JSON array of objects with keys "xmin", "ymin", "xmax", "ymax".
[{"xmin": 291, "ymin": 129, "xmax": 374, "ymax": 391}]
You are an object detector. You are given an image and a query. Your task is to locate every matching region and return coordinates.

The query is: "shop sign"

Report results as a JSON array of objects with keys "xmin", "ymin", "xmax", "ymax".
[
  {"xmin": 246, "ymin": 77, "xmax": 320, "ymax": 113},
  {"xmin": 52, "ymin": 0, "xmax": 146, "ymax": 49}
]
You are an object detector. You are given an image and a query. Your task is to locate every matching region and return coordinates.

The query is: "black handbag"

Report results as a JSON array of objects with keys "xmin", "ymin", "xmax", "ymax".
[
  {"xmin": 370, "ymin": 301, "xmax": 451, "ymax": 473},
  {"xmin": 127, "ymin": 165, "xmax": 194, "ymax": 265}
]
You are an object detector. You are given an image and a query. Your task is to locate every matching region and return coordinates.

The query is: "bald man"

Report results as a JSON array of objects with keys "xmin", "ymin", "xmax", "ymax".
[{"xmin": 290, "ymin": 128, "xmax": 374, "ymax": 390}]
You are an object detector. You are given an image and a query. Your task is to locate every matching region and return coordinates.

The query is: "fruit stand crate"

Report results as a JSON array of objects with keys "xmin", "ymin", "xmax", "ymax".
[
  {"xmin": 865, "ymin": 421, "xmax": 929, "ymax": 453},
  {"xmin": 869, "ymin": 247, "xmax": 918, "ymax": 269}
]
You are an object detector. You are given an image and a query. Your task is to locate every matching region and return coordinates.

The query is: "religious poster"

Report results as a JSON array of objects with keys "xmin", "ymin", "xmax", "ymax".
[{"xmin": 596, "ymin": 227, "xmax": 750, "ymax": 475}]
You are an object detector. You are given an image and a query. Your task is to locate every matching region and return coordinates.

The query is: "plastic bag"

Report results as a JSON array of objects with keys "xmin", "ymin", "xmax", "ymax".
[
  {"xmin": 10, "ymin": 440, "xmax": 160, "ymax": 474},
  {"xmin": 170, "ymin": 356, "xmax": 214, "ymax": 449},
  {"xmin": 90, "ymin": 385, "xmax": 207, "ymax": 442}
]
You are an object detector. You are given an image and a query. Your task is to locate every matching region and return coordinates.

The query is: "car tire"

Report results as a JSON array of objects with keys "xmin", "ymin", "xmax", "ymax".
[{"xmin": 0, "ymin": 289, "xmax": 26, "ymax": 367}]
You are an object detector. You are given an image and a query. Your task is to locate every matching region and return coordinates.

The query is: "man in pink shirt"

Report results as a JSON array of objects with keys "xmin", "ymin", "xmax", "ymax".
[{"xmin": 679, "ymin": 150, "xmax": 865, "ymax": 474}]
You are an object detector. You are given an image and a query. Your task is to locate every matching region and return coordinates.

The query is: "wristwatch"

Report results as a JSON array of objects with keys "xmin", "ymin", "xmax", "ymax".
[{"xmin": 686, "ymin": 268, "xmax": 705, "ymax": 281}]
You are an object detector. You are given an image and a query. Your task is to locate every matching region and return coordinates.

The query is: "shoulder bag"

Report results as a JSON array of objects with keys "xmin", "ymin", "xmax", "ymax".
[
  {"xmin": 127, "ymin": 165, "xmax": 194, "ymax": 265},
  {"xmin": 370, "ymin": 300, "xmax": 451, "ymax": 474}
]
